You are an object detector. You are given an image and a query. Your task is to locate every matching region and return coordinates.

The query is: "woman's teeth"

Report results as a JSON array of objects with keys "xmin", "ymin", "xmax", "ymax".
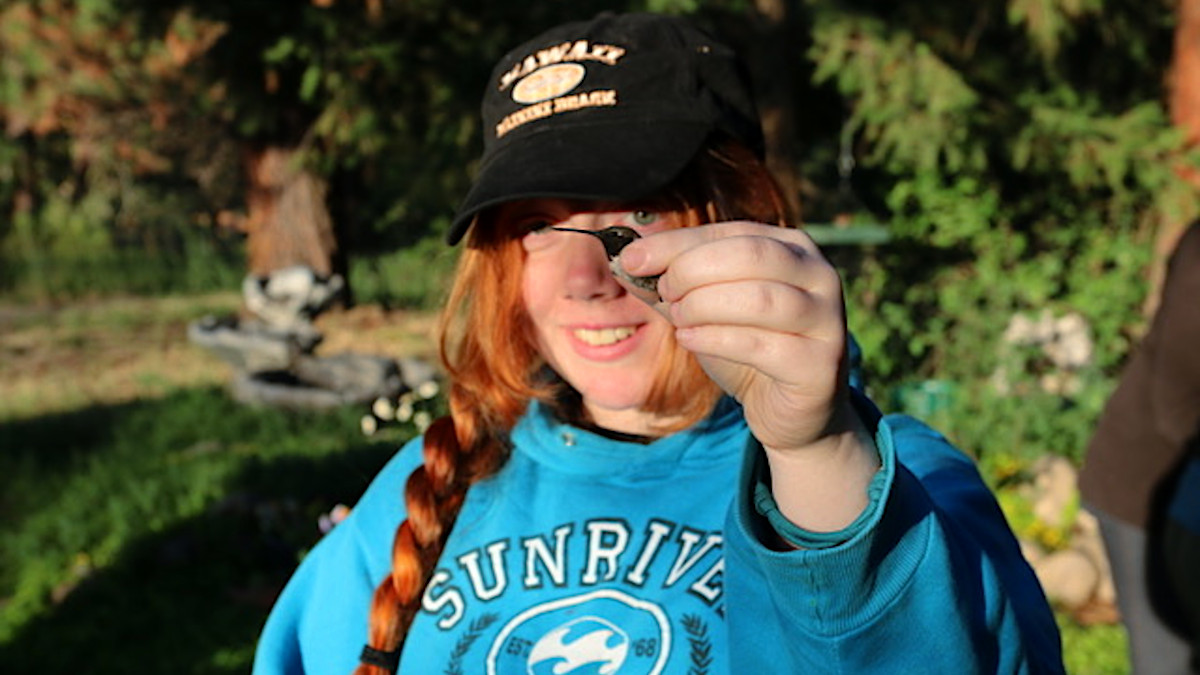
[{"xmin": 573, "ymin": 326, "xmax": 636, "ymax": 346}]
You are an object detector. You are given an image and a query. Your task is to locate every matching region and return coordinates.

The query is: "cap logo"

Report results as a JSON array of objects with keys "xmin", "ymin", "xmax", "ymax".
[
  {"xmin": 511, "ymin": 63, "xmax": 586, "ymax": 104},
  {"xmin": 493, "ymin": 40, "xmax": 625, "ymax": 140},
  {"xmin": 498, "ymin": 40, "xmax": 626, "ymax": 91}
]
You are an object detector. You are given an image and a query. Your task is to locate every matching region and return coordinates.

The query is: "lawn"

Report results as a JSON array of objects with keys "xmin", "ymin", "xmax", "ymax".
[
  {"xmin": 0, "ymin": 295, "xmax": 435, "ymax": 672},
  {"xmin": 0, "ymin": 295, "xmax": 1129, "ymax": 673}
]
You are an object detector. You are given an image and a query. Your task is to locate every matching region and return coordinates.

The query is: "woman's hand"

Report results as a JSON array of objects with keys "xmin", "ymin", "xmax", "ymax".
[
  {"xmin": 619, "ymin": 221, "xmax": 879, "ymax": 532},
  {"xmin": 619, "ymin": 221, "xmax": 846, "ymax": 451}
]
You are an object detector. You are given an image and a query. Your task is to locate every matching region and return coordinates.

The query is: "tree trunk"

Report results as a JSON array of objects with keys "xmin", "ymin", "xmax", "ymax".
[
  {"xmin": 242, "ymin": 145, "xmax": 342, "ymax": 281},
  {"xmin": 1157, "ymin": 0, "xmax": 1200, "ymax": 314}
]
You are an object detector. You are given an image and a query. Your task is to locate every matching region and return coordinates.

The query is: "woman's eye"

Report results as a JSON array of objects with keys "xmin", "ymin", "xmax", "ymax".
[
  {"xmin": 632, "ymin": 210, "xmax": 658, "ymax": 226},
  {"xmin": 525, "ymin": 220, "xmax": 552, "ymax": 235},
  {"xmin": 520, "ymin": 220, "xmax": 558, "ymax": 252}
]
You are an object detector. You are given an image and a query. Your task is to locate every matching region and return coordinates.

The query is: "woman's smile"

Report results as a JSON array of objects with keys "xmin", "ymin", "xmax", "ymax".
[
  {"xmin": 569, "ymin": 325, "xmax": 639, "ymax": 348},
  {"xmin": 497, "ymin": 197, "xmax": 677, "ymax": 432}
]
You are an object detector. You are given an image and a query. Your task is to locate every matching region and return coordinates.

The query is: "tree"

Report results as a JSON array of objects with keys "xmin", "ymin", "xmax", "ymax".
[
  {"xmin": 0, "ymin": 2, "xmax": 235, "ymax": 286},
  {"xmin": 1161, "ymin": 0, "xmax": 1200, "ymax": 313}
]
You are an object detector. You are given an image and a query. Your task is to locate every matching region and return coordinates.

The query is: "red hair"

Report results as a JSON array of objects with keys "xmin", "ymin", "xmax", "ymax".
[{"xmin": 354, "ymin": 138, "xmax": 791, "ymax": 673}]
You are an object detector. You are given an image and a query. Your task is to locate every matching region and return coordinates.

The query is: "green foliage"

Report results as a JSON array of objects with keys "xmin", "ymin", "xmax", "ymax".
[
  {"xmin": 807, "ymin": 0, "xmax": 1186, "ymax": 467},
  {"xmin": 1009, "ymin": 0, "xmax": 1104, "ymax": 61},
  {"xmin": 0, "ymin": 2, "xmax": 241, "ymax": 300},
  {"xmin": 0, "ymin": 201, "xmax": 245, "ymax": 300},
  {"xmin": 348, "ymin": 231, "xmax": 461, "ymax": 309},
  {"xmin": 812, "ymin": 14, "xmax": 984, "ymax": 174}
]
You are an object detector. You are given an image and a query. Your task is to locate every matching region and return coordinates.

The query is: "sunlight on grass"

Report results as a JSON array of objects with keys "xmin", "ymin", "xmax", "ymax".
[
  {"xmin": 0, "ymin": 293, "xmax": 243, "ymax": 422},
  {"xmin": 1059, "ymin": 613, "xmax": 1129, "ymax": 675}
]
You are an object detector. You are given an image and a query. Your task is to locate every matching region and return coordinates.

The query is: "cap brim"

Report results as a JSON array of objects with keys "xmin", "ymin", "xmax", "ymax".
[{"xmin": 447, "ymin": 120, "xmax": 712, "ymax": 244}]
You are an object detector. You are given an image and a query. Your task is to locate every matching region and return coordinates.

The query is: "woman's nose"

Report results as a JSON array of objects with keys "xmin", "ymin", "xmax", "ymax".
[{"xmin": 559, "ymin": 216, "xmax": 622, "ymax": 300}]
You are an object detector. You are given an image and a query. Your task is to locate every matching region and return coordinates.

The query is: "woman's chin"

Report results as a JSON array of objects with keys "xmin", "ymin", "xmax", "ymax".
[{"xmin": 580, "ymin": 392, "xmax": 660, "ymax": 435}]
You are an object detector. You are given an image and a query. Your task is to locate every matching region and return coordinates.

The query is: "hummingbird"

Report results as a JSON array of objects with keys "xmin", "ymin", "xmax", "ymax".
[{"xmin": 551, "ymin": 226, "xmax": 662, "ymax": 302}]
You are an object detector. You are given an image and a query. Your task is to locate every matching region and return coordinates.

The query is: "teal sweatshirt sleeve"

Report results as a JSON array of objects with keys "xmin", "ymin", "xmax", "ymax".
[
  {"xmin": 252, "ymin": 437, "xmax": 424, "ymax": 675},
  {"xmin": 726, "ymin": 410, "xmax": 1064, "ymax": 674}
]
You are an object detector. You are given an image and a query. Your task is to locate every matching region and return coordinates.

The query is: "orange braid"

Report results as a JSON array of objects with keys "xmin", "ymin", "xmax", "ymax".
[
  {"xmin": 355, "ymin": 138, "xmax": 790, "ymax": 673},
  {"xmin": 355, "ymin": 216, "xmax": 541, "ymax": 674}
]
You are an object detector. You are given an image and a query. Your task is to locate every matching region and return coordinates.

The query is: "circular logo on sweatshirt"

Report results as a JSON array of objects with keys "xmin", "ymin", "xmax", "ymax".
[
  {"xmin": 486, "ymin": 589, "xmax": 670, "ymax": 675},
  {"xmin": 512, "ymin": 63, "xmax": 586, "ymax": 104}
]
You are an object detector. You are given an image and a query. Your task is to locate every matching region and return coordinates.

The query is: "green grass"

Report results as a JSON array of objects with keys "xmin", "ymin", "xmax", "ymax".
[
  {"xmin": 0, "ymin": 387, "xmax": 421, "ymax": 673},
  {"xmin": 1060, "ymin": 615, "xmax": 1130, "ymax": 675}
]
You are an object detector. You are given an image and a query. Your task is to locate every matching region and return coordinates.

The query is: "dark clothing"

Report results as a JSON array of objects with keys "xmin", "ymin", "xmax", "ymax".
[
  {"xmin": 1166, "ymin": 517, "xmax": 1200, "ymax": 672},
  {"xmin": 1079, "ymin": 221, "xmax": 1200, "ymax": 673},
  {"xmin": 1078, "ymin": 222, "xmax": 1200, "ymax": 529},
  {"xmin": 1090, "ymin": 509, "xmax": 1193, "ymax": 675}
]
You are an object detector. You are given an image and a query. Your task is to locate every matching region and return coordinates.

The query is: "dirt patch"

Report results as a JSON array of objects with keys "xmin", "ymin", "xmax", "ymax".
[
  {"xmin": 0, "ymin": 295, "xmax": 440, "ymax": 421},
  {"xmin": 313, "ymin": 304, "xmax": 440, "ymax": 364}
]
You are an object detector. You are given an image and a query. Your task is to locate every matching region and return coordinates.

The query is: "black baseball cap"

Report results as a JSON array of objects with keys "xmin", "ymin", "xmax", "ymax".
[{"xmin": 447, "ymin": 12, "xmax": 764, "ymax": 244}]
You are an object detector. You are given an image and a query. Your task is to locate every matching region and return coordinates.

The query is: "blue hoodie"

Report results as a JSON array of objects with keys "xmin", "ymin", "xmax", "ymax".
[{"xmin": 253, "ymin": 396, "xmax": 1063, "ymax": 674}]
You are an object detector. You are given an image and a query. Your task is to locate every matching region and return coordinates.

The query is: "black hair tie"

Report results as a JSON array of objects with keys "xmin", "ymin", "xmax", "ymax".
[{"xmin": 359, "ymin": 644, "xmax": 401, "ymax": 672}]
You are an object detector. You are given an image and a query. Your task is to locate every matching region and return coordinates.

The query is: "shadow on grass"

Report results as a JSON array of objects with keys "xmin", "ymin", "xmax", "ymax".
[{"xmin": 0, "ymin": 389, "xmax": 408, "ymax": 674}]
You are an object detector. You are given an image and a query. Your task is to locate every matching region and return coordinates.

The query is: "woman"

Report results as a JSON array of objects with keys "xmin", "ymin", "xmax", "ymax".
[{"xmin": 253, "ymin": 12, "xmax": 1064, "ymax": 674}]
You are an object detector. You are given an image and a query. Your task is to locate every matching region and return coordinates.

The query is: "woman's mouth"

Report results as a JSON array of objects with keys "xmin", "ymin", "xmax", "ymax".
[{"xmin": 572, "ymin": 326, "xmax": 637, "ymax": 346}]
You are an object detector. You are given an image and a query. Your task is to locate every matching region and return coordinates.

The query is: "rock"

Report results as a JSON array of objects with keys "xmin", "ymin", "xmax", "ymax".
[
  {"xmin": 1045, "ymin": 313, "xmax": 1093, "ymax": 370},
  {"xmin": 1030, "ymin": 456, "xmax": 1077, "ymax": 529},
  {"xmin": 1002, "ymin": 313, "xmax": 1042, "ymax": 345},
  {"xmin": 242, "ymin": 266, "xmax": 344, "ymax": 331},
  {"xmin": 1019, "ymin": 539, "xmax": 1045, "ymax": 566},
  {"xmin": 231, "ymin": 352, "xmax": 406, "ymax": 410},
  {"xmin": 1039, "ymin": 372, "xmax": 1082, "ymax": 396},
  {"xmin": 190, "ymin": 282, "xmax": 436, "ymax": 412},
  {"xmin": 231, "ymin": 371, "xmax": 346, "ymax": 410},
  {"xmin": 188, "ymin": 315, "xmax": 314, "ymax": 372},
  {"xmin": 292, "ymin": 353, "xmax": 403, "ymax": 403},
  {"xmin": 1072, "ymin": 509, "xmax": 1117, "ymax": 606},
  {"xmin": 1032, "ymin": 548, "xmax": 1100, "ymax": 609},
  {"xmin": 398, "ymin": 356, "xmax": 439, "ymax": 391},
  {"xmin": 995, "ymin": 310, "xmax": 1093, "ymax": 396}
]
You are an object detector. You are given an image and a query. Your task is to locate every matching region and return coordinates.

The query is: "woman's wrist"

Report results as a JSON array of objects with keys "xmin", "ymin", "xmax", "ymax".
[{"xmin": 761, "ymin": 402, "xmax": 881, "ymax": 534}]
